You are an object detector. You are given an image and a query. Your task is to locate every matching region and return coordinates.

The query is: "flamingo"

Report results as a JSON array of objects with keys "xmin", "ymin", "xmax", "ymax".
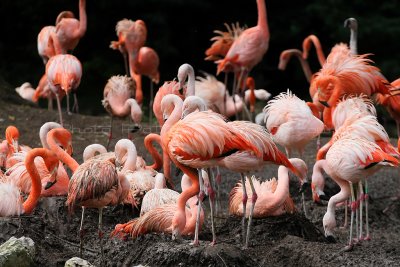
[
  {"xmin": 229, "ymin": 158, "xmax": 307, "ymax": 218},
  {"xmin": 15, "ymin": 82, "xmax": 36, "ymax": 103},
  {"xmin": 310, "ymin": 43, "xmax": 392, "ymax": 129},
  {"xmin": 376, "ymin": 78, "xmax": 400, "ymax": 138},
  {"xmin": 112, "ymin": 173, "xmax": 203, "ymax": 239},
  {"xmin": 217, "ymin": 0, "xmax": 269, "ymax": 99},
  {"xmin": 162, "ymin": 94, "xmax": 303, "ymax": 247},
  {"xmin": 50, "ymin": 0, "xmax": 87, "ymax": 55},
  {"xmin": 110, "ymin": 19, "xmax": 135, "ymax": 75},
  {"xmin": 153, "ymin": 80, "xmax": 184, "ymax": 126},
  {"xmin": 278, "ymin": 49, "xmax": 313, "ymax": 83},
  {"xmin": 302, "ymin": 34, "xmax": 326, "ymax": 67},
  {"xmin": 264, "ymin": 90, "xmax": 324, "ymax": 157},
  {"xmin": 46, "ymin": 54, "xmax": 82, "ymax": 125},
  {"xmin": 37, "ymin": 26, "xmax": 56, "ymax": 64},
  {"xmin": 47, "ymin": 128, "xmax": 130, "ymax": 258},
  {"xmin": 0, "ymin": 148, "xmax": 60, "ymax": 217},
  {"xmin": 144, "ymin": 133, "xmax": 163, "ymax": 171},
  {"xmin": 4, "ymin": 126, "xmax": 31, "ymax": 158},
  {"xmin": 102, "ymin": 75, "xmax": 142, "ymax": 149},
  {"xmin": 321, "ymin": 137, "xmax": 398, "ymax": 250}
]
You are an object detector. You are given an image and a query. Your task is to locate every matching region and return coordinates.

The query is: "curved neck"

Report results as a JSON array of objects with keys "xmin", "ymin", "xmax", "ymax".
[
  {"xmin": 182, "ymin": 65, "xmax": 195, "ymax": 97},
  {"xmin": 256, "ymin": 0, "xmax": 269, "ymax": 36},
  {"xmin": 144, "ymin": 133, "xmax": 163, "ymax": 171},
  {"xmin": 154, "ymin": 173, "xmax": 166, "ymax": 189},
  {"xmin": 117, "ymin": 140, "xmax": 138, "ymax": 172},
  {"xmin": 349, "ymin": 28, "xmax": 358, "ymax": 55},
  {"xmin": 47, "ymin": 131, "xmax": 79, "ymax": 172},
  {"xmin": 132, "ymin": 72, "xmax": 143, "ymax": 105},
  {"xmin": 160, "ymin": 98, "xmax": 183, "ymax": 137},
  {"xmin": 40, "ymin": 122, "xmax": 62, "ymax": 148},
  {"xmin": 267, "ymin": 166, "xmax": 291, "ymax": 209},
  {"xmin": 23, "ymin": 148, "xmax": 49, "ymax": 214},
  {"xmin": 77, "ymin": 0, "xmax": 87, "ymax": 38},
  {"xmin": 327, "ymin": 78, "xmax": 343, "ymax": 107},
  {"xmin": 83, "ymin": 144, "xmax": 107, "ymax": 162},
  {"xmin": 326, "ymin": 176, "xmax": 351, "ymax": 217},
  {"xmin": 312, "ymin": 160, "xmax": 327, "ymax": 188}
]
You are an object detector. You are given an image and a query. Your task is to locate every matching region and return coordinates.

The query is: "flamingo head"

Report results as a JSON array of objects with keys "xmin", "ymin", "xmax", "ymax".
[
  {"xmin": 5, "ymin": 126, "xmax": 20, "ymax": 152},
  {"xmin": 171, "ymin": 211, "xmax": 186, "ymax": 240},
  {"xmin": 60, "ymin": 73, "xmax": 79, "ymax": 93},
  {"xmin": 344, "ymin": 18, "xmax": 358, "ymax": 31},
  {"xmin": 43, "ymin": 153, "xmax": 60, "ymax": 190},
  {"xmin": 323, "ymin": 209, "xmax": 337, "ymax": 242},
  {"xmin": 315, "ymin": 76, "xmax": 337, "ymax": 108},
  {"xmin": 49, "ymin": 128, "xmax": 74, "ymax": 156},
  {"xmin": 181, "ymin": 96, "xmax": 207, "ymax": 119}
]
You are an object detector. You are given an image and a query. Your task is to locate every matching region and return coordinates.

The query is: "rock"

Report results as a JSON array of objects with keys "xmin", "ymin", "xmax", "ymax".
[
  {"xmin": 64, "ymin": 257, "xmax": 94, "ymax": 267},
  {"xmin": 0, "ymin": 236, "xmax": 35, "ymax": 267}
]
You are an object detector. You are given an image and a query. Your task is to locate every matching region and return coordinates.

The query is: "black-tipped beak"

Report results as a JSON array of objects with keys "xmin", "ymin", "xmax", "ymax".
[
  {"xmin": 45, "ymin": 180, "xmax": 57, "ymax": 190},
  {"xmin": 319, "ymin": 100, "xmax": 330, "ymax": 108},
  {"xmin": 178, "ymin": 87, "xmax": 184, "ymax": 95},
  {"xmin": 326, "ymin": 235, "xmax": 336, "ymax": 243},
  {"xmin": 130, "ymin": 124, "xmax": 141, "ymax": 133},
  {"xmin": 299, "ymin": 181, "xmax": 310, "ymax": 193}
]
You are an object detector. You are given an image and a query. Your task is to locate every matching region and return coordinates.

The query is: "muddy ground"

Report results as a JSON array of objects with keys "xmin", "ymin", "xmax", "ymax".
[{"xmin": 0, "ymin": 100, "xmax": 400, "ymax": 267}]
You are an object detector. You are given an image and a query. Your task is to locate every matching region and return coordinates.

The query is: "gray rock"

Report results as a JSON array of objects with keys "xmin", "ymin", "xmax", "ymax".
[
  {"xmin": 64, "ymin": 257, "xmax": 94, "ymax": 267},
  {"xmin": 0, "ymin": 236, "xmax": 35, "ymax": 267}
]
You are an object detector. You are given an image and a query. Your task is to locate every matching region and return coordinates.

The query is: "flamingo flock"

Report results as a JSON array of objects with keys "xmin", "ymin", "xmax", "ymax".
[{"xmin": 4, "ymin": 0, "xmax": 400, "ymax": 263}]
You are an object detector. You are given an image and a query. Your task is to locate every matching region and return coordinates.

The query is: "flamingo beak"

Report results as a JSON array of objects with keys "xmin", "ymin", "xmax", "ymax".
[
  {"xmin": 45, "ymin": 167, "xmax": 58, "ymax": 190},
  {"xmin": 319, "ymin": 100, "xmax": 330, "ymax": 108},
  {"xmin": 130, "ymin": 124, "xmax": 141, "ymax": 133}
]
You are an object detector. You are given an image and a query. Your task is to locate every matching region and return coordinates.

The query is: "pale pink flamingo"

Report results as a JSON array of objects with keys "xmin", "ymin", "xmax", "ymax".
[
  {"xmin": 0, "ymin": 140, "xmax": 8, "ymax": 170},
  {"xmin": 229, "ymin": 158, "xmax": 307, "ymax": 218},
  {"xmin": 264, "ymin": 90, "xmax": 324, "ymax": 157},
  {"xmin": 112, "ymin": 173, "xmax": 203, "ymax": 239},
  {"xmin": 46, "ymin": 54, "xmax": 82, "ymax": 125},
  {"xmin": 0, "ymin": 148, "xmax": 60, "ymax": 216},
  {"xmin": 217, "ymin": 0, "xmax": 269, "ymax": 100},
  {"xmin": 321, "ymin": 137, "xmax": 398, "ymax": 250},
  {"xmin": 38, "ymin": 26, "xmax": 56, "ymax": 64},
  {"xmin": 344, "ymin": 18, "xmax": 358, "ymax": 55},
  {"xmin": 47, "ymin": 128, "xmax": 130, "ymax": 258},
  {"xmin": 302, "ymin": 34, "xmax": 326, "ymax": 67},
  {"xmin": 15, "ymin": 82, "xmax": 36, "ymax": 103},
  {"xmin": 162, "ymin": 94, "xmax": 303, "ymax": 247},
  {"xmin": 110, "ymin": 19, "xmax": 135, "ymax": 75},
  {"xmin": 50, "ymin": 0, "xmax": 87, "ymax": 55},
  {"xmin": 102, "ymin": 75, "xmax": 142, "ymax": 149}
]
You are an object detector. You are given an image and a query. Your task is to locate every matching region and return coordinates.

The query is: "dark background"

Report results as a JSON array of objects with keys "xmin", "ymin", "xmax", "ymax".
[{"xmin": 1, "ymin": 0, "xmax": 399, "ymax": 115}]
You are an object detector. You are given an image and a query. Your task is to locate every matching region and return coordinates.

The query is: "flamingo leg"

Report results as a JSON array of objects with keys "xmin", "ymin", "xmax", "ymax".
[
  {"xmin": 223, "ymin": 73, "xmax": 228, "ymax": 115},
  {"xmin": 47, "ymin": 97, "xmax": 53, "ymax": 110},
  {"xmin": 206, "ymin": 168, "xmax": 217, "ymax": 245},
  {"xmin": 364, "ymin": 179, "xmax": 370, "ymax": 240},
  {"xmin": 123, "ymin": 52, "xmax": 130, "ymax": 76},
  {"xmin": 66, "ymin": 93, "xmax": 72, "ymax": 115},
  {"xmin": 340, "ymin": 199, "xmax": 348, "ymax": 229},
  {"xmin": 149, "ymin": 81, "xmax": 154, "ymax": 125},
  {"xmin": 355, "ymin": 185, "xmax": 360, "ymax": 244},
  {"xmin": 79, "ymin": 207, "xmax": 85, "ymax": 258},
  {"xmin": 55, "ymin": 93, "xmax": 64, "ymax": 127},
  {"xmin": 240, "ymin": 173, "xmax": 248, "ymax": 243},
  {"xmin": 345, "ymin": 182, "xmax": 356, "ymax": 251},
  {"xmin": 106, "ymin": 116, "xmax": 113, "ymax": 151},
  {"xmin": 245, "ymin": 176, "xmax": 258, "ymax": 249},
  {"xmin": 316, "ymin": 133, "xmax": 321, "ymax": 151},
  {"xmin": 214, "ymin": 167, "xmax": 222, "ymax": 215},
  {"xmin": 192, "ymin": 169, "xmax": 204, "ymax": 246},
  {"xmin": 358, "ymin": 181, "xmax": 364, "ymax": 241},
  {"xmin": 73, "ymin": 93, "xmax": 79, "ymax": 113},
  {"xmin": 232, "ymin": 72, "xmax": 238, "ymax": 120},
  {"xmin": 98, "ymin": 208, "xmax": 105, "ymax": 263}
]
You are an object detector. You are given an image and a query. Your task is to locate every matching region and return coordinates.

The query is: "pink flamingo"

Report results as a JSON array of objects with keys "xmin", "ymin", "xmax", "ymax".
[
  {"xmin": 38, "ymin": 26, "xmax": 56, "ymax": 64},
  {"xmin": 161, "ymin": 94, "xmax": 303, "ymax": 247},
  {"xmin": 50, "ymin": 0, "xmax": 87, "ymax": 55},
  {"xmin": 110, "ymin": 19, "xmax": 135, "ymax": 75},
  {"xmin": 321, "ymin": 137, "xmax": 398, "ymax": 250},
  {"xmin": 102, "ymin": 75, "xmax": 142, "ymax": 149},
  {"xmin": 144, "ymin": 133, "xmax": 163, "ymax": 171},
  {"xmin": 217, "ymin": 0, "xmax": 269, "ymax": 97},
  {"xmin": 0, "ymin": 148, "xmax": 59, "ymax": 216},
  {"xmin": 47, "ymin": 128, "xmax": 130, "ymax": 258},
  {"xmin": 229, "ymin": 158, "xmax": 307, "ymax": 218},
  {"xmin": 46, "ymin": 54, "xmax": 82, "ymax": 125},
  {"xmin": 112, "ymin": 173, "xmax": 203, "ymax": 239},
  {"xmin": 302, "ymin": 34, "xmax": 326, "ymax": 67},
  {"xmin": 15, "ymin": 82, "xmax": 36, "ymax": 103}
]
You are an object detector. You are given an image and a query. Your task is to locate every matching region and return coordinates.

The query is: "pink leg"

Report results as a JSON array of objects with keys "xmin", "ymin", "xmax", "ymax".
[
  {"xmin": 192, "ymin": 169, "xmax": 205, "ymax": 246},
  {"xmin": 55, "ymin": 93, "xmax": 64, "ymax": 127},
  {"xmin": 106, "ymin": 116, "xmax": 113, "ymax": 151},
  {"xmin": 345, "ymin": 183, "xmax": 356, "ymax": 251},
  {"xmin": 79, "ymin": 207, "xmax": 85, "ymax": 258},
  {"xmin": 73, "ymin": 93, "xmax": 79, "ymax": 113},
  {"xmin": 206, "ymin": 168, "xmax": 217, "ymax": 245},
  {"xmin": 245, "ymin": 176, "xmax": 258, "ymax": 248},
  {"xmin": 240, "ymin": 173, "xmax": 248, "ymax": 243}
]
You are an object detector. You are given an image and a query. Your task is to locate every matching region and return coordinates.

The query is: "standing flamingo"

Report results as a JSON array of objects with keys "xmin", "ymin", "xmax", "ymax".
[
  {"xmin": 102, "ymin": 75, "xmax": 142, "ymax": 149},
  {"xmin": 110, "ymin": 19, "xmax": 135, "ymax": 75},
  {"xmin": 46, "ymin": 54, "xmax": 82, "ymax": 125},
  {"xmin": 217, "ymin": 0, "xmax": 269, "ymax": 98},
  {"xmin": 229, "ymin": 158, "xmax": 307, "ymax": 218},
  {"xmin": 321, "ymin": 137, "xmax": 398, "ymax": 250},
  {"xmin": 162, "ymin": 94, "xmax": 303, "ymax": 247},
  {"xmin": 0, "ymin": 148, "xmax": 59, "ymax": 216},
  {"xmin": 50, "ymin": 0, "xmax": 87, "ymax": 55}
]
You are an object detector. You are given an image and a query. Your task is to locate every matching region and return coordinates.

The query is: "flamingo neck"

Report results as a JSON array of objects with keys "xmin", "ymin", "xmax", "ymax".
[
  {"xmin": 47, "ymin": 131, "xmax": 79, "ymax": 172},
  {"xmin": 185, "ymin": 66, "xmax": 195, "ymax": 97},
  {"xmin": 23, "ymin": 149, "xmax": 49, "ymax": 214},
  {"xmin": 83, "ymin": 144, "xmax": 107, "ymax": 162},
  {"xmin": 160, "ymin": 97, "xmax": 183, "ymax": 137},
  {"xmin": 132, "ymin": 72, "xmax": 143, "ymax": 105},
  {"xmin": 256, "ymin": 0, "xmax": 269, "ymax": 36},
  {"xmin": 349, "ymin": 27, "xmax": 358, "ymax": 55},
  {"xmin": 172, "ymin": 163, "xmax": 199, "ymax": 232},
  {"xmin": 327, "ymin": 78, "xmax": 343, "ymax": 107},
  {"xmin": 119, "ymin": 140, "xmax": 138, "ymax": 172},
  {"xmin": 154, "ymin": 173, "xmax": 166, "ymax": 189},
  {"xmin": 312, "ymin": 159, "xmax": 327, "ymax": 189},
  {"xmin": 39, "ymin": 122, "xmax": 62, "ymax": 148},
  {"xmin": 310, "ymin": 35, "xmax": 326, "ymax": 66},
  {"xmin": 266, "ymin": 166, "xmax": 291, "ymax": 210},
  {"xmin": 144, "ymin": 133, "xmax": 163, "ymax": 171},
  {"xmin": 78, "ymin": 0, "xmax": 87, "ymax": 38}
]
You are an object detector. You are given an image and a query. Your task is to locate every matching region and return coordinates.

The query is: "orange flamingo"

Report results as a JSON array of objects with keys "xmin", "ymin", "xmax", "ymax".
[
  {"xmin": 4, "ymin": 126, "xmax": 31, "ymax": 159},
  {"xmin": 229, "ymin": 158, "xmax": 307, "ymax": 218},
  {"xmin": 0, "ymin": 148, "xmax": 59, "ymax": 216},
  {"xmin": 102, "ymin": 75, "xmax": 142, "ymax": 149},
  {"xmin": 112, "ymin": 173, "xmax": 203, "ymax": 239},
  {"xmin": 46, "ymin": 54, "xmax": 82, "ymax": 125},
  {"xmin": 376, "ymin": 78, "xmax": 400, "ymax": 137},
  {"xmin": 144, "ymin": 133, "xmax": 163, "ymax": 171},
  {"xmin": 321, "ymin": 137, "xmax": 398, "ymax": 250},
  {"xmin": 302, "ymin": 34, "xmax": 326, "ymax": 67},
  {"xmin": 217, "ymin": 0, "xmax": 269, "ymax": 96},
  {"xmin": 50, "ymin": 0, "xmax": 87, "ymax": 55},
  {"xmin": 310, "ymin": 43, "xmax": 392, "ymax": 129},
  {"xmin": 162, "ymin": 94, "xmax": 303, "ymax": 247}
]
